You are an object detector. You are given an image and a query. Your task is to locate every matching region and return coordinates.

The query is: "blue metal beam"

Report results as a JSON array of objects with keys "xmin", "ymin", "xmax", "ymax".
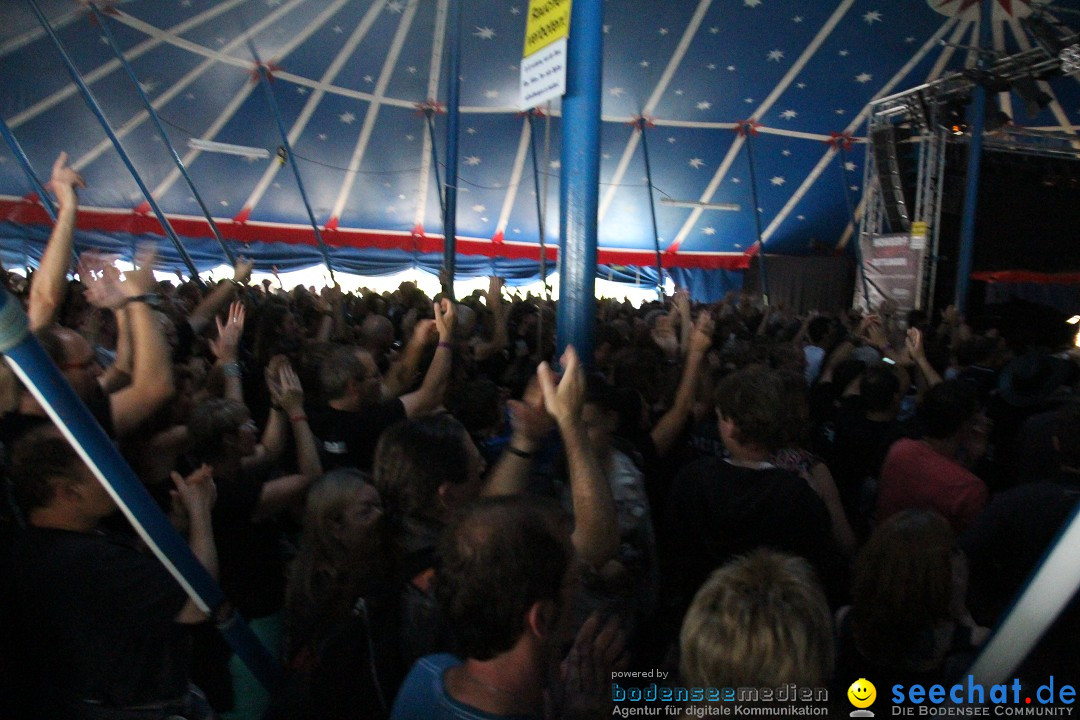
[
  {"xmin": 954, "ymin": 0, "xmax": 994, "ymax": 315},
  {"xmin": 26, "ymin": 0, "xmax": 203, "ymax": 287},
  {"xmin": 0, "ymin": 290, "xmax": 281, "ymax": 692},
  {"xmin": 742, "ymin": 127, "xmax": 770, "ymax": 304},
  {"xmin": 0, "ymin": 118, "xmax": 57, "ymax": 224},
  {"xmin": 637, "ymin": 118, "xmax": 665, "ymax": 302},
  {"xmin": 557, "ymin": 0, "xmax": 603, "ymax": 363},
  {"xmin": 251, "ymin": 60, "xmax": 335, "ymax": 283},
  {"xmin": 527, "ymin": 111, "xmax": 549, "ymax": 290},
  {"xmin": 442, "ymin": 0, "xmax": 463, "ymax": 299},
  {"xmin": 87, "ymin": 3, "xmax": 234, "ymax": 266}
]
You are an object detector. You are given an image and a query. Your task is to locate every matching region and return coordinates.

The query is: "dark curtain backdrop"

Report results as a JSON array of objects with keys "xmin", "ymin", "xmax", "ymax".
[{"xmin": 743, "ymin": 254, "xmax": 856, "ymax": 313}]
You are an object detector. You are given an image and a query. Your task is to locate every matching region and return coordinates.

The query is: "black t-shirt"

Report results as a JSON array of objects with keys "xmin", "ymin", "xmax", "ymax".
[
  {"xmin": 5, "ymin": 526, "xmax": 189, "ymax": 713},
  {"xmin": 664, "ymin": 458, "xmax": 841, "ymax": 610},
  {"xmin": 308, "ymin": 399, "xmax": 407, "ymax": 473},
  {"xmin": 828, "ymin": 397, "xmax": 905, "ymax": 529},
  {"xmin": 213, "ymin": 470, "xmax": 286, "ymax": 619}
]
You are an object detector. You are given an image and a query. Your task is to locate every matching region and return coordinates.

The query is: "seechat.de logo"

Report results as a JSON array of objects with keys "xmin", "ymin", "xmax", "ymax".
[{"xmin": 849, "ymin": 678, "xmax": 878, "ymax": 717}]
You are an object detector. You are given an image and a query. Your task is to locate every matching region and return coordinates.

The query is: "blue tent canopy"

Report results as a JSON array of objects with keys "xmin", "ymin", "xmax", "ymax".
[{"xmin": 1, "ymin": 0, "xmax": 1078, "ymax": 297}]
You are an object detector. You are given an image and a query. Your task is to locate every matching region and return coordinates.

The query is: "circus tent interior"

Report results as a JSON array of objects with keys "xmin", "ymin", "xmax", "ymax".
[{"xmin": 1, "ymin": 0, "xmax": 1079, "ymax": 304}]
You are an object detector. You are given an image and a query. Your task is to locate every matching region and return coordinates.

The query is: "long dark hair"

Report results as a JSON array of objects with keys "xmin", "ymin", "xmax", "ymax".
[{"xmin": 285, "ymin": 469, "xmax": 385, "ymax": 657}]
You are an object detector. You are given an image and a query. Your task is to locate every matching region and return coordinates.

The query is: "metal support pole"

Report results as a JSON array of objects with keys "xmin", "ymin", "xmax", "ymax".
[
  {"xmin": 88, "ymin": 3, "xmax": 234, "ymax": 266},
  {"xmin": 637, "ymin": 118, "xmax": 665, "ymax": 302},
  {"xmin": 839, "ymin": 147, "xmax": 870, "ymax": 307},
  {"xmin": 954, "ymin": 0, "xmax": 993, "ymax": 316},
  {"xmin": 27, "ymin": 0, "xmax": 204, "ymax": 286},
  {"xmin": 0, "ymin": 117, "xmax": 80, "ymax": 268},
  {"xmin": 743, "ymin": 129, "xmax": 770, "ymax": 305},
  {"xmin": 0, "ymin": 118, "xmax": 58, "ymax": 224},
  {"xmin": 527, "ymin": 112, "xmax": 549, "ymax": 296},
  {"xmin": 557, "ymin": 0, "xmax": 603, "ymax": 363},
  {"xmin": 252, "ymin": 59, "xmax": 335, "ymax": 284},
  {"xmin": 0, "ymin": 291, "xmax": 281, "ymax": 692},
  {"xmin": 424, "ymin": 111, "xmax": 446, "ymax": 219},
  {"xmin": 442, "ymin": 0, "xmax": 463, "ymax": 299}
]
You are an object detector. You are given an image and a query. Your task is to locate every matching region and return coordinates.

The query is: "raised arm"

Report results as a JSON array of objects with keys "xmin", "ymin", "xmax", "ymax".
[
  {"xmin": 905, "ymin": 326, "xmax": 942, "ymax": 390},
  {"xmin": 28, "ymin": 153, "xmax": 85, "ymax": 332},
  {"xmin": 399, "ymin": 299, "xmax": 456, "ymax": 417},
  {"xmin": 171, "ymin": 465, "xmax": 218, "ymax": 624},
  {"xmin": 108, "ymin": 247, "xmax": 176, "ymax": 437},
  {"xmin": 252, "ymin": 363, "xmax": 323, "ymax": 521},
  {"xmin": 81, "ymin": 257, "xmax": 132, "ymax": 393},
  {"xmin": 482, "ymin": 374, "xmax": 554, "ymax": 497},
  {"xmin": 186, "ymin": 257, "xmax": 252, "ymax": 335},
  {"xmin": 651, "ymin": 310, "xmax": 713, "ymax": 457},
  {"xmin": 209, "ymin": 301, "xmax": 246, "ymax": 403},
  {"xmin": 472, "ymin": 276, "xmax": 509, "ymax": 362},
  {"xmin": 538, "ymin": 346, "xmax": 619, "ymax": 570},
  {"xmin": 383, "ymin": 318, "xmax": 435, "ymax": 399}
]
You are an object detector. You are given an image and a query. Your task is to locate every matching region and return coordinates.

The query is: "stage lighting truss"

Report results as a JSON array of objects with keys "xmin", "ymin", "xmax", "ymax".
[
  {"xmin": 870, "ymin": 29, "xmax": 1080, "ymax": 161},
  {"xmin": 1062, "ymin": 43, "xmax": 1080, "ymax": 76}
]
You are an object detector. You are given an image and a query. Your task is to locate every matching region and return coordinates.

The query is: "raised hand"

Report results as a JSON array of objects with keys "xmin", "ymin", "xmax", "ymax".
[
  {"xmin": 80, "ymin": 253, "xmax": 126, "ymax": 309},
  {"xmin": 272, "ymin": 362, "xmax": 305, "ymax": 415},
  {"xmin": 559, "ymin": 613, "xmax": 628, "ymax": 719},
  {"xmin": 120, "ymin": 243, "xmax": 158, "ymax": 298},
  {"xmin": 46, "ymin": 152, "xmax": 86, "ymax": 207},
  {"xmin": 210, "ymin": 301, "xmax": 245, "ymax": 363},
  {"xmin": 434, "ymin": 298, "xmax": 456, "ymax": 341},
  {"xmin": 689, "ymin": 310, "xmax": 715, "ymax": 354},
  {"xmin": 170, "ymin": 464, "xmax": 217, "ymax": 526},
  {"xmin": 536, "ymin": 345, "xmax": 585, "ymax": 428},
  {"xmin": 506, "ymin": 375, "xmax": 555, "ymax": 445},
  {"xmin": 232, "ymin": 256, "xmax": 254, "ymax": 285}
]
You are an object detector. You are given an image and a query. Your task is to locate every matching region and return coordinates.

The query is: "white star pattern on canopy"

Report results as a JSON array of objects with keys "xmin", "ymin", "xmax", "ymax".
[{"xmin": 0, "ymin": 0, "xmax": 1075, "ymax": 274}]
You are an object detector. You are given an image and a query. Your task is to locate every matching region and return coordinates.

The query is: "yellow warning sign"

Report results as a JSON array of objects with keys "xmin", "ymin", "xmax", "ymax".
[{"xmin": 523, "ymin": 0, "xmax": 572, "ymax": 58}]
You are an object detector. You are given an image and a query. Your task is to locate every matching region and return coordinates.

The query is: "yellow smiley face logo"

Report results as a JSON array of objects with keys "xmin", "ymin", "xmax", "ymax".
[{"xmin": 848, "ymin": 678, "xmax": 876, "ymax": 708}]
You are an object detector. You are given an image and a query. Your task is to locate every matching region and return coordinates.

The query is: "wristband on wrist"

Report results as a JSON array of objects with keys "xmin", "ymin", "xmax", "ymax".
[
  {"xmin": 222, "ymin": 361, "xmax": 241, "ymax": 378},
  {"xmin": 289, "ymin": 414, "xmax": 308, "ymax": 424},
  {"xmin": 438, "ymin": 340, "xmax": 452, "ymax": 349},
  {"xmin": 505, "ymin": 445, "xmax": 533, "ymax": 460}
]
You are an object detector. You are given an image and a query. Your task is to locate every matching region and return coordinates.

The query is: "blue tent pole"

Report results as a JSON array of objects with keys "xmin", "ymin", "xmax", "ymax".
[
  {"xmin": 26, "ymin": 0, "xmax": 204, "ymax": 288},
  {"xmin": 0, "ymin": 118, "xmax": 58, "ymax": 224},
  {"xmin": 251, "ymin": 61, "xmax": 335, "ymax": 284},
  {"xmin": 0, "ymin": 289, "xmax": 282, "ymax": 692},
  {"xmin": 637, "ymin": 118, "xmax": 665, "ymax": 302},
  {"xmin": 954, "ymin": 0, "xmax": 993, "ymax": 316},
  {"xmin": 0, "ymin": 117, "xmax": 80, "ymax": 269},
  {"xmin": 526, "ymin": 111, "xmax": 549, "ymax": 292},
  {"xmin": 424, "ymin": 111, "xmax": 447, "ymax": 219},
  {"xmin": 442, "ymin": 0, "xmax": 463, "ymax": 300},
  {"xmin": 742, "ymin": 127, "xmax": 770, "ymax": 305},
  {"xmin": 87, "ymin": 3, "xmax": 234, "ymax": 266},
  {"xmin": 557, "ymin": 0, "xmax": 603, "ymax": 363}
]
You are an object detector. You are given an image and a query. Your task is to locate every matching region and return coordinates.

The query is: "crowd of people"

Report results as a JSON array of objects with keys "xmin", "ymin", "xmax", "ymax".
[{"xmin": 1, "ymin": 154, "xmax": 1079, "ymax": 719}]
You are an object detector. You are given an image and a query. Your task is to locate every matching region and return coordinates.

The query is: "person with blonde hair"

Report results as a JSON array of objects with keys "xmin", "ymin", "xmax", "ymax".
[{"xmin": 680, "ymin": 549, "xmax": 834, "ymax": 690}]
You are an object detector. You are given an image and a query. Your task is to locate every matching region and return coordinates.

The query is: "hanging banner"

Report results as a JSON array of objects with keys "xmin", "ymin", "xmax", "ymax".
[
  {"xmin": 520, "ymin": 0, "xmax": 571, "ymax": 109},
  {"xmin": 862, "ymin": 229, "xmax": 928, "ymax": 312}
]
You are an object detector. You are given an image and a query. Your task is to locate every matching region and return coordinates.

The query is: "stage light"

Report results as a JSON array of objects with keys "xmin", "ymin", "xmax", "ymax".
[{"xmin": 1067, "ymin": 315, "xmax": 1080, "ymax": 325}]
